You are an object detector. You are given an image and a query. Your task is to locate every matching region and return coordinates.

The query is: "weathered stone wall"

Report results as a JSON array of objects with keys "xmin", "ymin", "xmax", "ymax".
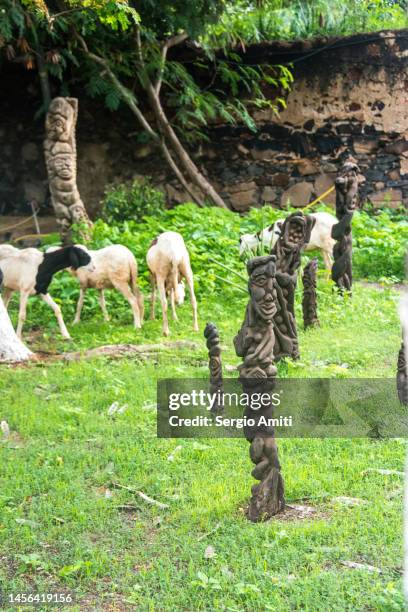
[
  {"xmin": 166, "ymin": 29, "xmax": 408, "ymax": 212},
  {"xmin": 0, "ymin": 29, "xmax": 407, "ymax": 216}
]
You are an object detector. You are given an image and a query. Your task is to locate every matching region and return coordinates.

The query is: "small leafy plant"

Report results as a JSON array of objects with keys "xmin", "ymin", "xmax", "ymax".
[{"xmin": 101, "ymin": 178, "xmax": 166, "ymax": 224}]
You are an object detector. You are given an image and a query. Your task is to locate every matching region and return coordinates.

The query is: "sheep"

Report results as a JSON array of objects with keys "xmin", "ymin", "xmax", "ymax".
[
  {"xmin": 0, "ymin": 245, "xmax": 91, "ymax": 339},
  {"xmin": 146, "ymin": 231, "xmax": 198, "ymax": 336},
  {"xmin": 239, "ymin": 211, "xmax": 337, "ymax": 270},
  {"xmin": 48, "ymin": 244, "xmax": 144, "ymax": 328}
]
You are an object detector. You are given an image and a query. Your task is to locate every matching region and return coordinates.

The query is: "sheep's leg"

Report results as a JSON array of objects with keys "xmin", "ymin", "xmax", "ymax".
[
  {"xmin": 2, "ymin": 288, "xmax": 14, "ymax": 309},
  {"xmin": 16, "ymin": 291, "xmax": 29, "ymax": 338},
  {"xmin": 181, "ymin": 267, "xmax": 198, "ymax": 332},
  {"xmin": 133, "ymin": 286, "xmax": 144, "ymax": 323},
  {"xmin": 170, "ymin": 289, "xmax": 178, "ymax": 321},
  {"xmin": 322, "ymin": 249, "xmax": 333, "ymax": 278},
  {"xmin": 113, "ymin": 282, "xmax": 141, "ymax": 329},
  {"xmin": 41, "ymin": 293, "xmax": 71, "ymax": 340},
  {"xmin": 150, "ymin": 277, "xmax": 156, "ymax": 320},
  {"xmin": 99, "ymin": 290, "xmax": 110, "ymax": 322},
  {"xmin": 73, "ymin": 288, "xmax": 86, "ymax": 325},
  {"xmin": 157, "ymin": 278, "xmax": 169, "ymax": 336}
]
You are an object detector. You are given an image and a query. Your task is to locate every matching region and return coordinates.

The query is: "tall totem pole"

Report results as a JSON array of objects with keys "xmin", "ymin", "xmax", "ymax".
[
  {"xmin": 234, "ymin": 255, "xmax": 285, "ymax": 521},
  {"xmin": 302, "ymin": 258, "xmax": 320, "ymax": 330},
  {"xmin": 271, "ymin": 212, "xmax": 316, "ymax": 360},
  {"xmin": 44, "ymin": 97, "xmax": 91, "ymax": 243},
  {"xmin": 204, "ymin": 322, "xmax": 223, "ymax": 414},
  {"xmin": 331, "ymin": 160, "xmax": 359, "ymax": 292}
]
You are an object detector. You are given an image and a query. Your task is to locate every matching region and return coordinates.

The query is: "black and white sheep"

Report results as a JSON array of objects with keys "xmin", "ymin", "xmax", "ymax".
[{"xmin": 0, "ymin": 245, "xmax": 91, "ymax": 339}]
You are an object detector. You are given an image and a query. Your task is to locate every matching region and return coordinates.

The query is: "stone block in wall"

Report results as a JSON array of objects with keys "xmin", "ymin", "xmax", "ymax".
[
  {"xmin": 228, "ymin": 181, "xmax": 257, "ymax": 194},
  {"xmin": 400, "ymin": 157, "xmax": 408, "ymax": 176},
  {"xmin": 368, "ymin": 188, "xmax": 403, "ymax": 208},
  {"xmin": 226, "ymin": 181, "xmax": 258, "ymax": 211},
  {"xmin": 250, "ymin": 148, "xmax": 277, "ymax": 161},
  {"xmin": 229, "ymin": 189, "xmax": 258, "ymax": 212},
  {"xmin": 353, "ymin": 138, "xmax": 379, "ymax": 154},
  {"xmin": 261, "ymin": 186, "xmax": 277, "ymax": 203},
  {"xmin": 296, "ymin": 159, "xmax": 319, "ymax": 176},
  {"xmin": 281, "ymin": 181, "xmax": 313, "ymax": 208},
  {"xmin": 384, "ymin": 140, "xmax": 408, "ymax": 155},
  {"xmin": 272, "ymin": 173, "xmax": 290, "ymax": 187},
  {"xmin": 388, "ymin": 169, "xmax": 401, "ymax": 180},
  {"xmin": 314, "ymin": 173, "xmax": 336, "ymax": 203}
]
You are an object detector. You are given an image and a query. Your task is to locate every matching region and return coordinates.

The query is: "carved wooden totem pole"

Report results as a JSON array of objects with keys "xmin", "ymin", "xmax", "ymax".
[
  {"xmin": 271, "ymin": 212, "xmax": 316, "ymax": 360},
  {"xmin": 302, "ymin": 258, "xmax": 320, "ymax": 329},
  {"xmin": 331, "ymin": 160, "xmax": 359, "ymax": 292},
  {"xmin": 204, "ymin": 322, "xmax": 223, "ymax": 414},
  {"xmin": 234, "ymin": 255, "xmax": 284, "ymax": 521},
  {"xmin": 44, "ymin": 97, "xmax": 91, "ymax": 243}
]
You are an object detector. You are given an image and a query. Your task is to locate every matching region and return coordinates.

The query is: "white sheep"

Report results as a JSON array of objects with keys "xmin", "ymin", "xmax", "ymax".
[
  {"xmin": 48, "ymin": 244, "xmax": 144, "ymax": 328},
  {"xmin": 146, "ymin": 231, "xmax": 198, "ymax": 336},
  {"xmin": 0, "ymin": 245, "xmax": 91, "ymax": 339},
  {"xmin": 239, "ymin": 211, "xmax": 337, "ymax": 270}
]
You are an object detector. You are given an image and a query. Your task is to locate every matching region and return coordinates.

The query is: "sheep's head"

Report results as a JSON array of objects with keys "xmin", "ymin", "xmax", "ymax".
[
  {"xmin": 175, "ymin": 281, "xmax": 185, "ymax": 305},
  {"xmin": 70, "ymin": 245, "xmax": 94, "ymax": 271}
]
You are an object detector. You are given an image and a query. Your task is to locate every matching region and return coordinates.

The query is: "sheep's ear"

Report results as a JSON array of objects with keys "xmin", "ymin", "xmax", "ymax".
[
  {"xmin": 69, "ymin": 248, "xmax": 80, "ymax": 270},
  {"xmin": 304, "ymin": 215, "xmax": 316, "ymax": 244}
]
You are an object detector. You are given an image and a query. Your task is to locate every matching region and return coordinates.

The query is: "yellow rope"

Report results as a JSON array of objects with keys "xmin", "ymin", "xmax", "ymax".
[
  {"xmin": 0, "ymin": 213, "xmax": 37, "ymax": 233},
  {"xmin": 14, "ymin": 233, "xmax": 52, "ymax": 242},
  {"xmin": 301, "ymin": 185, "xmax": 335, "ymax": 211}
]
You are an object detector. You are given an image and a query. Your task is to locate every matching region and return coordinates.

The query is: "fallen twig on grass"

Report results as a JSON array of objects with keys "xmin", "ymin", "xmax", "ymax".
[
  {"xmin": 117, "ymin": 504, "xmax": 142, "ymax": 512},
  {"xmin": 58, "ymin": 341, "xmax": 198, "ymax": 362},
  {"xmin": 362, "ymin": 468, "xmax": 404, "ymax": 477},
  {"xmin": 112, "ymin": 482, "xmax": 169, "ymax": 509},
  {"xmin": 197, "ymin": 522, "xmax": 221, "ymax": 541}
]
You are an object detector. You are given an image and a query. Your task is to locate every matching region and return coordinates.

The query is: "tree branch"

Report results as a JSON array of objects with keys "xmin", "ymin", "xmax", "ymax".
[
  {"xmin": 74, "ymin": 30, "xmax": 158, "ymax": 140},
  {"xmin": 156, "ymin": 32, "xmax": 188, "ymax": 95}
]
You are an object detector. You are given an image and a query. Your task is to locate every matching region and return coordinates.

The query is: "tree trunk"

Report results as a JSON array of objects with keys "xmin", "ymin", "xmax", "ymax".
[
  {"xmin": 44, "ymin": 97, "xmax": 92, "ymax": 243},
  {"xmin": 146, "ymin": 84, "xmax": 229, "ymax": 209},
  {"xmin": 0, "ymin": 298, "xmax": 32, "ymax": 362}
]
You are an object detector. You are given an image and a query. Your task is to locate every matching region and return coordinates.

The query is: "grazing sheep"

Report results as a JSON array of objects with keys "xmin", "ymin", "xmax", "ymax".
[
  {"xmin": 146, "ymin": 231, "xmax": 198, "ymax": 336},
  {"xmin": 239, "ymin": 211, "xmax": 337, "ymax": 270},
  {"xmin": 0, "ymin": 245, "xmax": 91, "ymax": 339},
  {"xmin": 48, "ymin": 244, "xmax": 144, "ymax": 328}
]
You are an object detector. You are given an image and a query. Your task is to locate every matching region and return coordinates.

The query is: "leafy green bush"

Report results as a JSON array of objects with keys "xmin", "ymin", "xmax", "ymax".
[
  {"xmin": 353, "ymin": 208, "xmax": 408, "ymax": 282},
  {"xmin": 101, "ymin": 178, "xmax": 165, "ymax": 224}
]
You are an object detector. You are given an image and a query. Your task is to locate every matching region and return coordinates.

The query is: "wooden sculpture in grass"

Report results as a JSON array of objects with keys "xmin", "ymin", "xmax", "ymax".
[{"xmin": 234, "ymin": 255, "xmax": 284, "ymax": 521}]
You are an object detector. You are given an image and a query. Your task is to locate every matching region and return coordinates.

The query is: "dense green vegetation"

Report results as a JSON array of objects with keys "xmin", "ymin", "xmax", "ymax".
[
  {"xmin": 47, "ymin": 202, "xmax": 406, "ymax": 316},
  {"xmin": 209, "ymin": 0, "xmax": 408, "ymax": 46}
]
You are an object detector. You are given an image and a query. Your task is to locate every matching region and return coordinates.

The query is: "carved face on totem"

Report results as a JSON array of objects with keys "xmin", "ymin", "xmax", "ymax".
[
  {"xmin": 335, "ymin": 160, "xmax": 359, "ymax": 216},
  {"xmin": 279, "ymin": 213, "xmax": 315, "ymax": 250},
  {"xmin": 45, "ymin": 98, "xmax": 77, "ymax": 142},
  {"xmin": 52, "ymin": 154, "xmax": 74, "ymax": 180},
  {"xmin": 247, "ymin": 256, "xmax": 278, "ymax": 323}
]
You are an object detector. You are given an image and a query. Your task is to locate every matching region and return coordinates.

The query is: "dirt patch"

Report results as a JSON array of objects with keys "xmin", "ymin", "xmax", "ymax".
[{"xmin": 274, "ymin": 503, "xmax": 329, "ymax": 522}]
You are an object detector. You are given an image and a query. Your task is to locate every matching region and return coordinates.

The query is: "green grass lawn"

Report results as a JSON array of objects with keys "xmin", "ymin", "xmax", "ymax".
[{"xmin": 0, "ymin": 279, "xmax": 405, "ymax": 611}]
